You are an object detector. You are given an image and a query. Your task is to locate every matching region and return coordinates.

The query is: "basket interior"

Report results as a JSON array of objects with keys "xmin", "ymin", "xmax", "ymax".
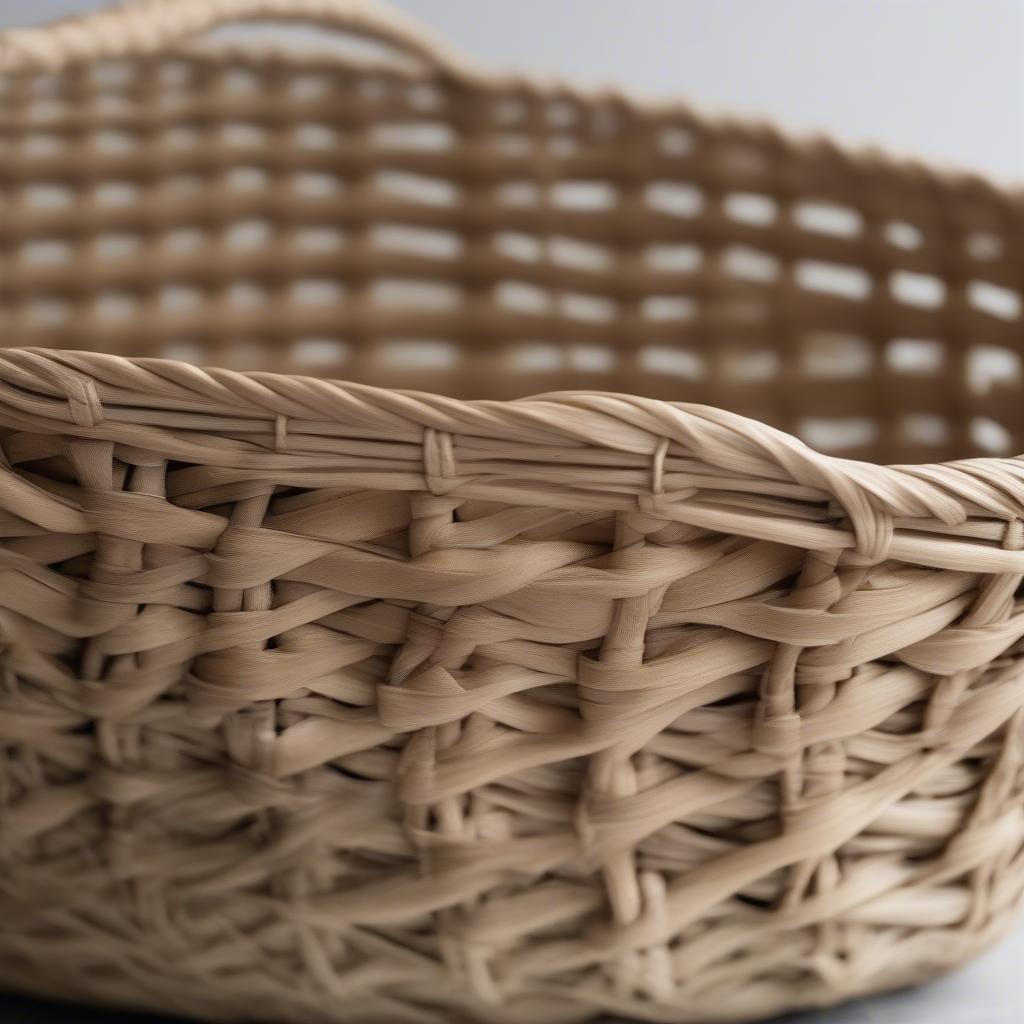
[{"xmin": 2, "ymin": 43, "xmax": 1023, "ymax": 464}]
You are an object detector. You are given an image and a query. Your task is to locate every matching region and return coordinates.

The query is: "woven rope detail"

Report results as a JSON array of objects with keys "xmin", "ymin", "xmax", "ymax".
[{"xmin": 1, "ymin": 2, "xmax": 1024, "ymax": 1023}]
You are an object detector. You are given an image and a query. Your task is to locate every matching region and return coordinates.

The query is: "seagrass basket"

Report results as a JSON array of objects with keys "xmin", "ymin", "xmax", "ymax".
[{"xmin": 2, "ymin": 1, "xmax": 1024, "ymax": 1022}]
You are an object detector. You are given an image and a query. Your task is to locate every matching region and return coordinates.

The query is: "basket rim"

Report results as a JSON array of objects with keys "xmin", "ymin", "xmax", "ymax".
[
  {"xmin": 2, "ymin": 0, "xmax": 1023, "ymax": 205},
  {"xmin": 0, "ymin": 347, "xmax": 1022, "ymax": 578}
]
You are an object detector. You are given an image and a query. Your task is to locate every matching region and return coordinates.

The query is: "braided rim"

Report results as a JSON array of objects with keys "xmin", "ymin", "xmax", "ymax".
[{"xmin": 0, "ymin": 348, "xmax": 1021, "ymax": 574}]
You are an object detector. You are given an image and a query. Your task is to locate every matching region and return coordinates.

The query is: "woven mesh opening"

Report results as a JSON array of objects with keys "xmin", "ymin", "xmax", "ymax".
[
  {"xmin": 4, "ymin": 50, "xmax": 1019, "ymax": 460},
  {"xmin": 3, "ymin": 52, "xmax": 1023, "ymax": 463}
]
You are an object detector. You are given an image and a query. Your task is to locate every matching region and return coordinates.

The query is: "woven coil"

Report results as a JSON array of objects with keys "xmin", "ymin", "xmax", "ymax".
[{"xmin": 1, "ymin": 2, "xmax": 1024, "ymax": 1022}]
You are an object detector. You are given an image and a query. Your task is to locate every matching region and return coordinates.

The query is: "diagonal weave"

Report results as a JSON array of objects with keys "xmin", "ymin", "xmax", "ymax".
[{"xmin": 2, "ymin": 2, "xmax": 1024, "ymax": 1022}]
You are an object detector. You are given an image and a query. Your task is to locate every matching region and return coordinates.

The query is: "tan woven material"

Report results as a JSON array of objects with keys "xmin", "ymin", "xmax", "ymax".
[{"xmin": 2, "ymin": 2, "xmax": 1024, "ymax": 1022}]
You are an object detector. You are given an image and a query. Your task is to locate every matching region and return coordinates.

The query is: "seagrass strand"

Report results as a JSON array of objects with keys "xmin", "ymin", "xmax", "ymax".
[{"xmin": 1, "ymin": 2, "xmax": 1024, "ymax": 1024}]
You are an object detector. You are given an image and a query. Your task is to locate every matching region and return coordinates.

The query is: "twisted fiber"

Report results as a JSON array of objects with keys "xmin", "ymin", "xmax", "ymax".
[
  {"xmin": 1, "ymin": 349, "xmax": 1024, "ymax": 574},
  {"xmin": 1, "ymin": 1, "xmax": 1024, "ymax": 1023}
]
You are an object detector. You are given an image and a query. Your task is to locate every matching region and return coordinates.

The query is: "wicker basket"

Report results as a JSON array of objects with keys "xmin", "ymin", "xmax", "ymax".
[{"xmin": 1, "ymin": 1, "xmax": 1024, "ymax": 1022}]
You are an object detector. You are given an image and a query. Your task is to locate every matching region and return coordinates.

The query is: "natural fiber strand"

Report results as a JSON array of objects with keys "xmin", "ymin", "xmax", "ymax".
[{"xmin": 0, "ymin": 2, "xmax": 1023, "ymax": 1023}]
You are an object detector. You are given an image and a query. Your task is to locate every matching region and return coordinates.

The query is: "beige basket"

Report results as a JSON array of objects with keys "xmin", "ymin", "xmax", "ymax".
[{"xmin": 2, "ymin": 1, "xmax": 1024, "ymax": 1021}]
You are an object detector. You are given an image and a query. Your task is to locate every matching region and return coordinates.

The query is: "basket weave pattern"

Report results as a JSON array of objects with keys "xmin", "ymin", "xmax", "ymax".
[{"xmin": 1, "ymin": 3, "xmax": 1024, "ymax": 1023}]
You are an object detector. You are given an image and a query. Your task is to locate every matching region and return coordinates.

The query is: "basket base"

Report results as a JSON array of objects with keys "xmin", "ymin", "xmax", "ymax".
[{"xmin": 1, "ymin": 898, "xmax": 1021, "ymax": 1024}]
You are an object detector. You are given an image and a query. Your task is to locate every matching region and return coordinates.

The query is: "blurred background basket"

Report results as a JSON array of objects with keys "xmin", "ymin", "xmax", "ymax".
[{"xmin": 1, "ymin": 1, "xmax": 1024, "ymax": 1022}]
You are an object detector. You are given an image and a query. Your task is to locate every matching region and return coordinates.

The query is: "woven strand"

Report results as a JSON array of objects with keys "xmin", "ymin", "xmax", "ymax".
[{"xmin": 0, "ymin": 2, "xmax": 1024, "ymax": 1024}]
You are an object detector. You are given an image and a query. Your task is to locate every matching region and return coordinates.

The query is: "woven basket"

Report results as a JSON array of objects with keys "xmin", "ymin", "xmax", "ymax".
[{"xmin": 2, "ymin": 1, "xmax": 1024, "ymax": 1022}]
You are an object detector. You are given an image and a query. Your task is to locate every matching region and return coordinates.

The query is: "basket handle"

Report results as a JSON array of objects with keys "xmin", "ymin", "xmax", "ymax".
[{"xmin": 0, "ymin": 0, "xmax": 481, "ymax": 80}]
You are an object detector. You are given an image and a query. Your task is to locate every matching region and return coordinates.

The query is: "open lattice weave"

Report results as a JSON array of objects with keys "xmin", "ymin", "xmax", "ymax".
[{"xmin": 1, "ymin": 2, "xmax": 1024, "ymax": 1023}]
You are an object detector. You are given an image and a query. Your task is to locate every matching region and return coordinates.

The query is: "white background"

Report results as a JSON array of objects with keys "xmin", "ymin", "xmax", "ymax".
[{"xmin": 1, "ymin": 2, "xmax": 1023, "ymax": 1023}]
